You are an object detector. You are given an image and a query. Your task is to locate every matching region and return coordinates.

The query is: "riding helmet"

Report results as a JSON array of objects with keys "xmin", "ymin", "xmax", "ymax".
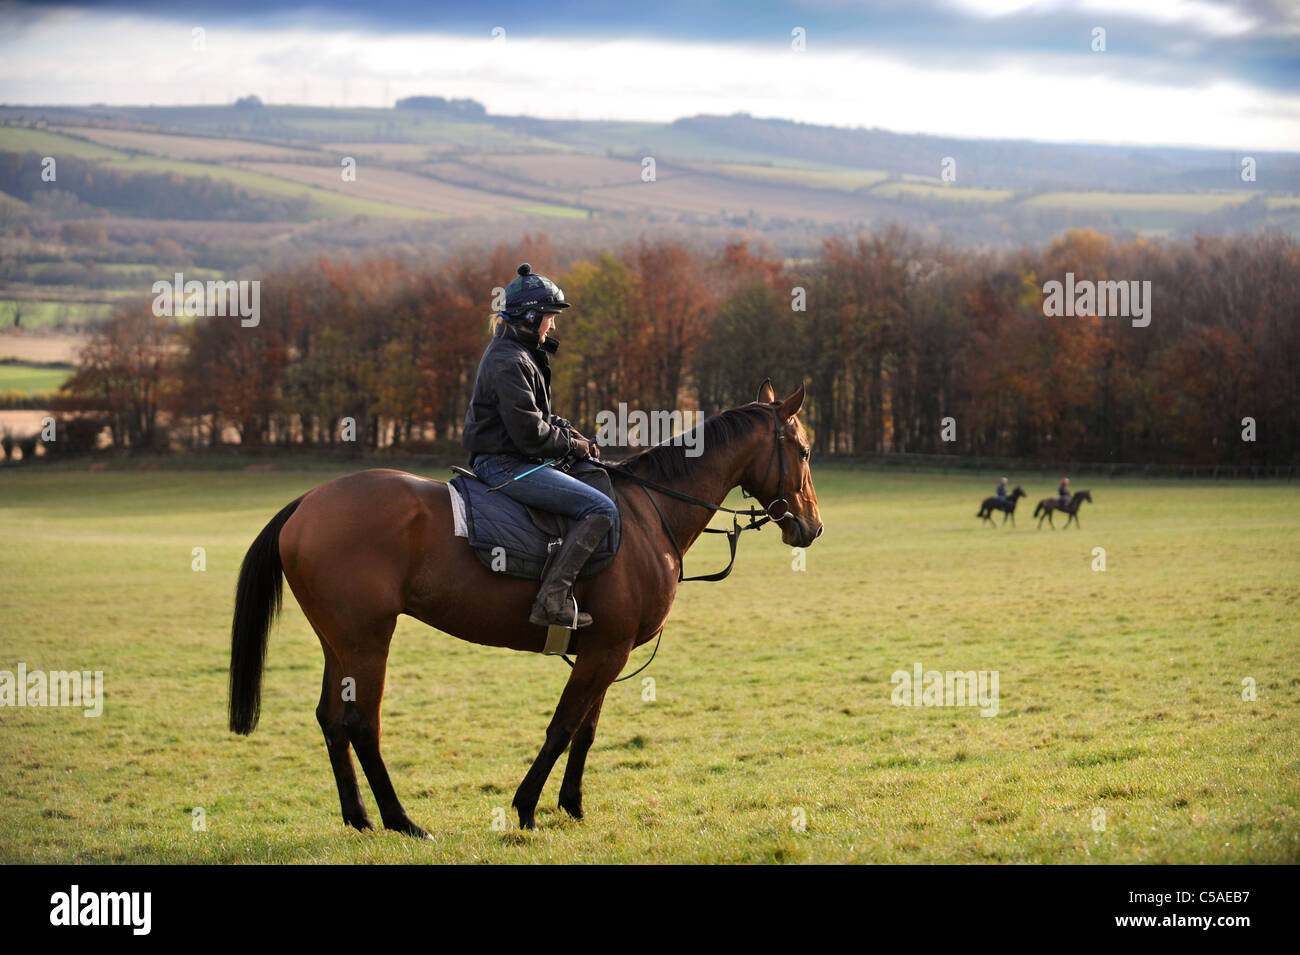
[{"xmin": 503, "ymin": 263, "xmax": 571, "ymax": 321}]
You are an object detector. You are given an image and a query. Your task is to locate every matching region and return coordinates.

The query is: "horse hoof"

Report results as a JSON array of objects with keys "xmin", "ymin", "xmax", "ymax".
[
  {"xmin": 559, "ymin": 796, "xmax": 584, "ymax": 820},
  {"xmin": 345, "ymin": 815, "xmax": 374, "ymax": 832},
  {"xmin": 389, "ymin": 818, "xmax": 432, "ymax": 839}
]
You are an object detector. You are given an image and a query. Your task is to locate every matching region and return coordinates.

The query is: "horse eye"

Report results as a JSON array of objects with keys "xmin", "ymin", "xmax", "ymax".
[{"xmin": 800, "ymin": 447, "xmax": 811, "ymax": 461}]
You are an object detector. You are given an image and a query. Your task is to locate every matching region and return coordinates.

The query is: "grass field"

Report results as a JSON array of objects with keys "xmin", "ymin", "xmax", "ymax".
[
  {"xmin": 0, "ymin": 125, "xmax": 129, "ymax": 161},
  {"xmin": 0, "ymin": 363, "xmax": 69, "ymax": 393},
  {"xmin": 0, "ymin": 463, "xmax": 1296, "ymax": 864},
  {"xmin": 872, "ymin": 182, "xmax": 1015, "ymax": 203},
  {"xmin": 100, "ymin": 155, "xmax": 432, "ymax": 220},
  {"xmin": 0, "ymin": 301, "xmax": 113, "ymax": 330}
]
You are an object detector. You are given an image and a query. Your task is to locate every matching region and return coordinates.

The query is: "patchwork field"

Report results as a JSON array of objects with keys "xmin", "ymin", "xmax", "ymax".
[
  {"xmin": 1, "ymin": 464, "xmax": 1295, "ymax": 863},
  {"xmin": 0, "ymin": 362, "xmax": 69, "ymax": 394},
  {"xmin": 52, "ymin": 126, "xmax": 323, "ymax": 162},
  {"xmin": 235, "ymin": 161, "xmax": 585, "ymax": 218}
]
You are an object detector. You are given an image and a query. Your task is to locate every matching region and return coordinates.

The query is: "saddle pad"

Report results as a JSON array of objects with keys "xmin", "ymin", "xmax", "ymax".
[{"xmin": 449, "ymin": 462, "xmax": 621, "ymax": 581}]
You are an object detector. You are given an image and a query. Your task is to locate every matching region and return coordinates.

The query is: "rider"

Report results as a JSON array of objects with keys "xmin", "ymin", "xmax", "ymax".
[
  {"xmin": 462, "ymin": 263, "xmax": 618, "ymax": 630},
  {"xmin": 996, "ymin": 477, "xmax": 1009, "ymax": 503},
  {"xmin": 1058, "ymin": 477, "xmax": 1071, "ymax": 507}
]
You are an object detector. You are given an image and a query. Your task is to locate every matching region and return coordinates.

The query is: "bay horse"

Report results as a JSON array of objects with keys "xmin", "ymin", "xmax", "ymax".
[
  {"xmin": 976, "ymin": 486, "xmax": 1026, "ymax": 526},
  {"xmin": 1033, "ymin": 489, "xmax": 1092, "ymax": 529},
  {"xmin": 228, "ymin": 380, "xmax": 822, "ymax": 835}
]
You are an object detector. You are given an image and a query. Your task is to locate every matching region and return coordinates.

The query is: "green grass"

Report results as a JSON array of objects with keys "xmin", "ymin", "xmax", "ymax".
[
  {"xmin": 705, "ymin": 163, "xmax": 891, "ymax": 191},
  {"xmin": 872, "ymin": 181, "xmax": 1014, "ymax": 203},
  {"xmin": 0, "ymin": 465, "xmax": 1296, "ymax": 863},
  {"xmin": 512, "ymin": 203, "xmax": 590, "ymax": 218},
  {"xmin": 0, "ymin": 300, "xmax": 114, "ymax": 329},
  {"xmin": 0, "ymin": 363, "xmax": 70, "ymax": 393},
  {"xmin": 0, "ymin": 125, "xmax": 129, "ymax": 161}
]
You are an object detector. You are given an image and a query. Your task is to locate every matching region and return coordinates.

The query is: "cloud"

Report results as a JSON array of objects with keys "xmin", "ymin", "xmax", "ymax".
[{"xmin": 1, "ymin": 1, "xmax": 1296, "ymax": 149}]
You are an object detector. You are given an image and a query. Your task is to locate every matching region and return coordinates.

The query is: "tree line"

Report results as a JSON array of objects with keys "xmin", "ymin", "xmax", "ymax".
[{"xmin": 51, "ymin": 228, "xmax": 1299, "ymax": 465}]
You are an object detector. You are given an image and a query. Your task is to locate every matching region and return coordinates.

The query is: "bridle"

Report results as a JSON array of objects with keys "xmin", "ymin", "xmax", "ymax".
[
  {"xmin": 565, "ymin": 402, "xmax": 803, "ymax": 680},
  {"xmin": 592, "ymin": 402, "xmax": 796, "ymax": 584},
  {"xmin": 749, "ymin": 401, "xmax": 795, "ymax": 525}
]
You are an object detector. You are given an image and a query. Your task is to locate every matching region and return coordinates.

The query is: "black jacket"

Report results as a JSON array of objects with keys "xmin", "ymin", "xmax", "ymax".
[{"xmin": 462, "ymin": 322, "xmax": 575, "ymax": 462}]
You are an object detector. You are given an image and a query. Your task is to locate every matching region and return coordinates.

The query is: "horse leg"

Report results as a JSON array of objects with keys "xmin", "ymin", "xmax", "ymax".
[
  {"xmin": 558, "ymin": 689, "xmax": 608, "ymax": 820},
  {"xmin": 334, "ymin": 623, "xmax": 430, "ymax": 839},
  {"xmin": 514, "ymin": 641, "xmax": 631, "ymax": 830},
  {"xmin": 315, "ymin": 641, "xmax": 372, "ymax": 831}
]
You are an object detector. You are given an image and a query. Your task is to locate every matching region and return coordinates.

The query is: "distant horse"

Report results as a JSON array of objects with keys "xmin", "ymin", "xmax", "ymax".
[
  {"xmin": 976, "ymin": 486, "xmax": 1027, "ymax": 527},
  {"xmin": 228, "ymin": 380, "xmax": 822, "ymax": 835},
  {"xmin": 1033, "ymin": 489, "xmax": 1093, "ymax": 529}
]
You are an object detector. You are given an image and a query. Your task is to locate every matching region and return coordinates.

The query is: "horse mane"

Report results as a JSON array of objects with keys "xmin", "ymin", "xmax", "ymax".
[{"xmin": 606, "ymin": 404, "xmax": 771, "ymax": 484}]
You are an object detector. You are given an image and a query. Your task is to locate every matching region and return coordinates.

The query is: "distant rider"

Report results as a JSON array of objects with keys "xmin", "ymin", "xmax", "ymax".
[
  {"xmin": 996, "ymin": 477, "xmax": 1009, "ymax": 503},
  {"xmin": 1058, "ymin": 478, "xmax": 1071, "ymax": 507}
]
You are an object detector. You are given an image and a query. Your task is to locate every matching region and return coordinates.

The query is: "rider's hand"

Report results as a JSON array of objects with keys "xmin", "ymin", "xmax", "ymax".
[{"xmin": 571, "ymin": 436, "xmax": 595, "ymax": 460}]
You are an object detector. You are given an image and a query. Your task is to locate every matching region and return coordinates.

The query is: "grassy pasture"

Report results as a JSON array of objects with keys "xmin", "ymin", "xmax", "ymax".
[
  {"xmin": 0, "ymin": 301, "xmax": 113, "ymax": 330},
  {"xmin": 0, "ymin": 464, "xmax": 1296, "ymax": 864},
  {"xmin": 0, "ymin": 363, "xmax": 69, "ymax": 394},
  {"xmin": 872, "ymin": 182, "xmax": 1015, "ymax": 203},
  {"xmin": 0, "ymin": 125, "xmax": 128, "ymax": 161},
  {"xmin": 50, "ymin": 126, "xmax": 323, "ymax": 162}
]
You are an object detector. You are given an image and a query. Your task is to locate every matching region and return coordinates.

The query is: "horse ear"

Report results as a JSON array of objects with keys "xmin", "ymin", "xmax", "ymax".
[
  {"xmin": 778, "ymin": 383, "xmax": 806, "ymax": 420},
  {"xmin": 756, "ymin": 378, "xmax": 775, "ymax": 403}
]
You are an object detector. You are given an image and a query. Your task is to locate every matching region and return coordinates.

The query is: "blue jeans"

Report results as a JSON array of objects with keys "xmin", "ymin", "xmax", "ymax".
[{"xmin": 473, "ymin": 454, "xmax": 618, "ymax": 524}]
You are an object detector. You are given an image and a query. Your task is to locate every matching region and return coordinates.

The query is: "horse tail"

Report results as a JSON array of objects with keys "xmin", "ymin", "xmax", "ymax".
[
  {"xmin": 1033, "ymin": 501, "xmax": 1043, "ymax": 517},
  {"xmin": 229, "ymin": 497, "xmax": 302, "ymax": 735}
]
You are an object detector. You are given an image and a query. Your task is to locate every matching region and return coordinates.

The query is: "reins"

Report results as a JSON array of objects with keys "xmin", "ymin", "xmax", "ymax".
[
  {"xmin": 557, "ymin": 403, "xmax": 793, "ymax": 677},
  {"xmin": 595, "ymin": 401, "xmax": 793, "ymax": 583}
]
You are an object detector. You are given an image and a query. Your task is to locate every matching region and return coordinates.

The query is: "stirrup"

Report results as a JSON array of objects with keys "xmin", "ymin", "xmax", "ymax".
[{"xmin": 542, "ymin": 596, "xmax": 580, "ymax": 655}]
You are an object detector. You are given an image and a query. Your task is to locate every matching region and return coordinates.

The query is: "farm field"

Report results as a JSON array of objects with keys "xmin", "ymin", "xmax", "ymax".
[
  {"xmin": 0, "ymin": 363, "xmax": 69, "ymax": 393},
  {"xmin": 872, "ymin": 182, "xmax": 1015, "ymax": 203},
  {"xmin": 0, "ymin": 333, "xmax": 84, "ymax": 364},
  {"xmin": 0, "ymin": 125, "xmax": 128, "ymax": 160},
  {"xmin": 234, "ymin": 161, "xmax": 584, "ymax": 219},
  {"xmin": 0, "ymin": 301, "xmax": 112, "ymax": 330},
  {"xmin": 49, "ymin": 126, "xmax": 323, "ymax": 162},
  {"xmin": 5, "ymin": 119, "xmax": 1296, "ymax": 239},
  {"xmin": 583, "ymin": 171, "xmax": 890, "ymax": 223},
  {"xmin": 0, "ymin": 464, "xmax": 1295, "ymax": 864},
  {"xmin": 1022, "ymin": 191, "xmax": 1254, "ymax": 213},
  {"xmin": 699, "ymin": 162, "xmax": 892, "ymax": 191}
]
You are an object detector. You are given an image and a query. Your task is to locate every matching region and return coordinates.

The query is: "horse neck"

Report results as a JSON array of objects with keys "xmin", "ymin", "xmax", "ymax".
[{"xmin": 631, "ymin": 430, "xmax": 759, "ymax": 555}]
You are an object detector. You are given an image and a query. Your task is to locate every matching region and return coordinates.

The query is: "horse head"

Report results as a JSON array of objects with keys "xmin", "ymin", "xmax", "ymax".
[{"xmin": 747, "ymin": 379, "xmax": 824, "ymax": 548}]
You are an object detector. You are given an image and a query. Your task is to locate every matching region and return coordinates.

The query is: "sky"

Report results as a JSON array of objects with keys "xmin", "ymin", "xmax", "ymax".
[{"xmin": 1, "ymin": 0, "xmax": 1298, "ymax": 150}]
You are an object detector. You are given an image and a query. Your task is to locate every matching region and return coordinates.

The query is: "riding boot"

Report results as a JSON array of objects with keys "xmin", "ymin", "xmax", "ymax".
[{"xmin": 529, "ymin": 513, "xmax": 612, "ymax": 629}]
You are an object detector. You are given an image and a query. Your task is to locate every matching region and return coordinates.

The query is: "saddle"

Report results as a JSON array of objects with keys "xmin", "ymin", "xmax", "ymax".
[{"xmin": 448, "ymin": 461, "xmax": 622, "ymax": 581}]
